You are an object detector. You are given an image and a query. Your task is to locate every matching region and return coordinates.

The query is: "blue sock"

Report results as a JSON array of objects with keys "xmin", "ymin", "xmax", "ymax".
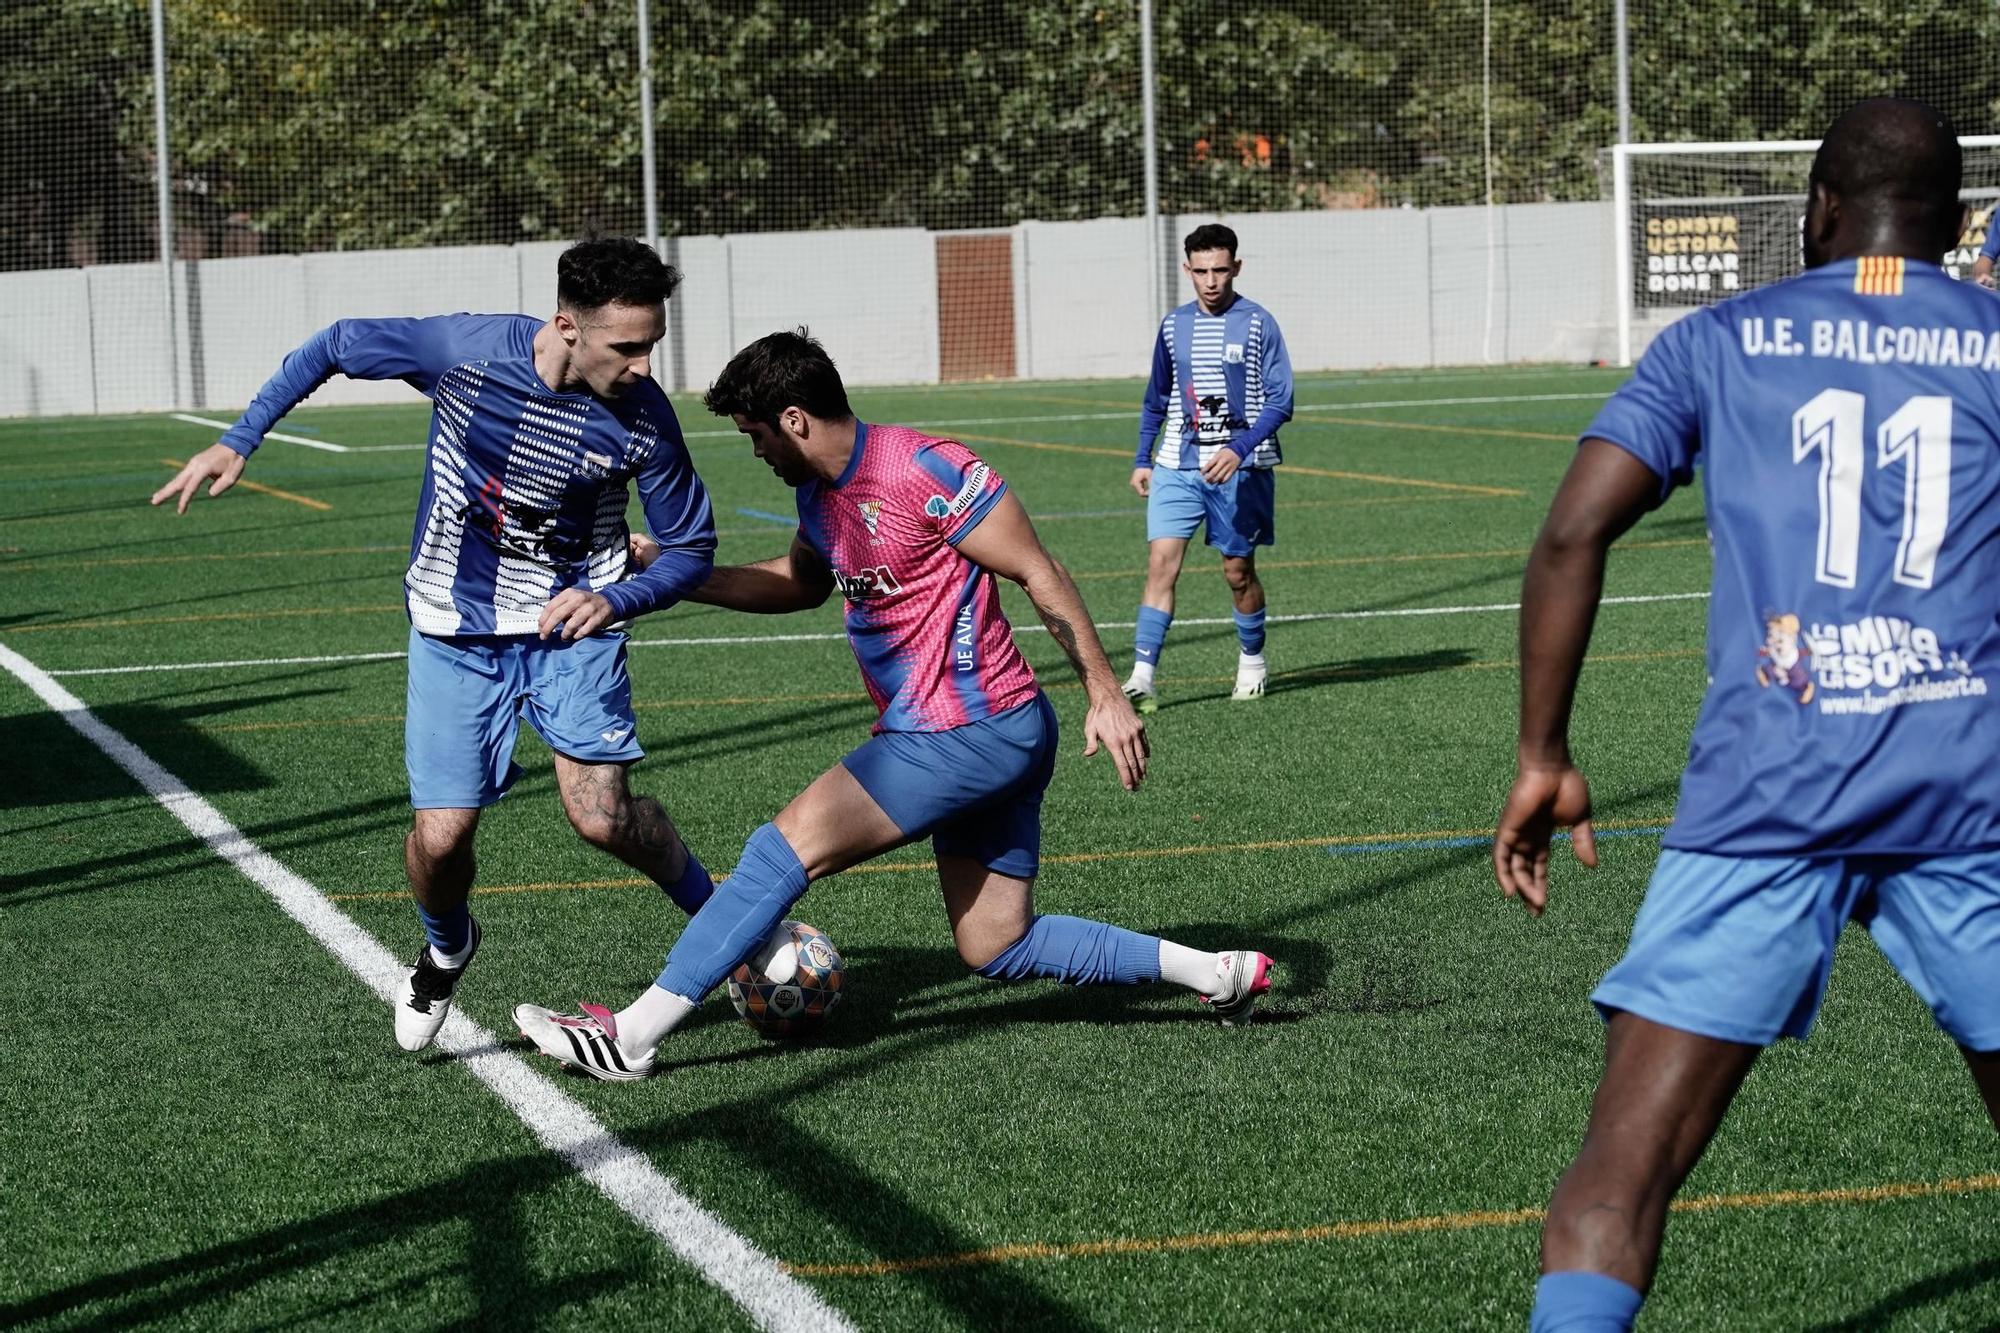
[
  {"xmin": 1133, "ymin": 606, "xmax": 1173, "ymax": 668},
  {"xmin": 974, "ymin": 915, "xmax": 1162, "ymax": 985},
  {"xmin": 660, "ymin": 849, "xmax": 714, "ymax": 916},
  {"xmin": 1530, "ymin": 1272, "xmax": 1644, "ymax": 1333},
  {"xmin": 1233, "ymin": 608, "xmax": 1266, "ymax": 655},
  {"xmin": 655, "ymin": 823, "xmax": 810, "ymax": 1001},
  {"xmin": 417, "ymin": 901, "xmax": 472, "ymax": 956}
]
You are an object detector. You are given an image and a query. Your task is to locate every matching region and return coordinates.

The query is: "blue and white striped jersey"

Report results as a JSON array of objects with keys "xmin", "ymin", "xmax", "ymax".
[
  {"xmin": 221, "ymin": 315, "xmax": 714, "ymax": 637},
  {"xmin": 1137, "ymin": 295, "xmax": 1293, "ymax": 470}
]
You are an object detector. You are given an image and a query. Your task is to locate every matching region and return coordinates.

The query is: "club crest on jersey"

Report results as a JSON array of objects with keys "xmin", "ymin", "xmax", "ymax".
[
  {"xmin": 578, "ymin": 450, "xmax": 614, "ymax": 480},
  {"xmin": 1224, "ymin": 343, "xmax": 1245, "ymax": 363},
  {"xmin": 1754, "ymin": 612, "xmax": 1815, "ymax": 705},
  {"xmin": 924, "ymin": 463, "xmax": 990, "ymax": 521},
  {"xmin": 855, "ymin": 499, "xmax": 884, "ymax": 541}
]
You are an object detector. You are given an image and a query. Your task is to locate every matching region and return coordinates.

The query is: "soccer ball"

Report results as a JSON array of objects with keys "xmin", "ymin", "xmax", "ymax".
[{"xmin": 728, "ymin": 920, "xmax": 845, "ymax": 1038}]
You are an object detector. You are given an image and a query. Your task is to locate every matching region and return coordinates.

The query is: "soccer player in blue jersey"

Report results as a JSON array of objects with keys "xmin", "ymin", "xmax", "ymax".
[
  {"xmin": 512, "ymin": 330, "xmax": 1274, "ymax": 1081},
  {"xmin": 1123, "ymin": 223, "xmax": 1293, "ymax": 712},
  {"xmin": 1494, "ymin": 99, "xmax": 2000, "ymax": 1332},
  {"xmin": 150, "ymin": 238, "xmax": 744, "ymax": 1054}
]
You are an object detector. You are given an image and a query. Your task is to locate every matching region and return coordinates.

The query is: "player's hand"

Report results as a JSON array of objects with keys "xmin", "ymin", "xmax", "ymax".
[
  {"xmin": 1980, "ymin": 272, "xmax": 1998, "ymax": 291},
  {"xmin": 1129, "ymin": 466, "xmax": 1152, "ymax": 498},
  {"xmin": 538, "ymin": 588, "xmax": 618, "ymax": 641},
  {"xmin": 1082, "ymin": 692, "xmax": 1150, "ymax": 791},
  {"xmin": 1201, "ymin": 449, "xmax": 1244, "ymax": 485},
  {"xmin": 151, "ymin": 443, "xmax": 247, "ymax": 515},
  {"xmin": 1492, "ymin": 761, "xmax": 1596, "ymax": 917},
  {"xmin": 627, "ymin": 532, "xmax": 661, "ymax": 569}
]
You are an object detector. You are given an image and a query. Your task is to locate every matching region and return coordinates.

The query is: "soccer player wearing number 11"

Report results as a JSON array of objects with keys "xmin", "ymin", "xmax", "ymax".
[{"xmin": 1494, "ymin": 99, "xmax": 2000, "ymax": 1332}]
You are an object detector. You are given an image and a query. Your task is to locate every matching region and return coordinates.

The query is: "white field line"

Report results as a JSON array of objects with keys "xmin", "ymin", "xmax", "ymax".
[
  {"xmin": 682, "ymin": 390, "xmax": 1610, "ymax": 439},
  {"xmin": 170, "ymin": 414, "xmax": 423, "ymax": 454},
  {"xmin": 173, "ymin": 390, "xmax": 1608, "ymax": 449},
  {"xmin": 43, "ymin": 592, "xmax": 1711, "ymax": 679},
  {"xmin": 0, "ymin": 641, "xmax": 854, "ymax": 1333}
]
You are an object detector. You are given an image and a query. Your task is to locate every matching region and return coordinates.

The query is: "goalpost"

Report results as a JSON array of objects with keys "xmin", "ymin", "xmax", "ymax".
[{"xmin": 1611, "ymin": 136, "xmax": 2000, "ymax": 366}]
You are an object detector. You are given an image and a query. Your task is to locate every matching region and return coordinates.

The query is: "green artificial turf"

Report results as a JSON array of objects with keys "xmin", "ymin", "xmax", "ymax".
[{"xmin": 1, "ymin": 366, "xmax": 1993, "ymax": 1330}]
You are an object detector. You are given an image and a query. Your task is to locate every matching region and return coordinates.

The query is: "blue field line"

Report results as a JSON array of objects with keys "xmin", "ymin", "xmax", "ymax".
[
  {"xmin": 735, "ymin": 507, "xmax": 797, "ymax": 527},
  {"xmin": 1322, "ymin": 826, "xmax": 1666, "ymax": 857}
]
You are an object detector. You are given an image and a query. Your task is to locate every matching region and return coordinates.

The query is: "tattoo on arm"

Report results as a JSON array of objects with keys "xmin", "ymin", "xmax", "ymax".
[{"xmin": 1037, "ymin": 606, "xmax": 1087, "ymax": 677}]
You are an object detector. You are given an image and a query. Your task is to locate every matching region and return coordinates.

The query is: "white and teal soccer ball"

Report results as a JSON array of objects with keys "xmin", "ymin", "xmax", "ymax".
[{"xmin": 727, "ymin": 920, "xmax": 845, "ymax": 1038}]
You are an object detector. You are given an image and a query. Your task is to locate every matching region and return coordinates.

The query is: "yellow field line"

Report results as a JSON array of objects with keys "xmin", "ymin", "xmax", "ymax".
[
  {"xmin": 162, "ymin": 457, "xmax": 330, "ymax": 511},
  {"xmin": 949, "ymin": 431, "xmax": 1524, "ymax": 498},
  {"xmin": 323, "ymin": 814, "xmax": 1679, "ymax": 902},
  {"xmin": 188, "ymin": 654, "xmax": 1700, "ymax": 742},
  {"xmin": 189, "ymin": 648, "xmax": 1702, "ymax": 739},
  {"xmin": 8, "ymin": 605, "xmax": 402, "ymax": 633},
  {"xmin": 1293, "ymin": 415, "xmax": 1574, "ymax": 444},
  {"xmin": 1069, "ymin": 536, "xmax": 1705, "ymax": 581},
  {"xmin": 782, "ymin": 1173, "xmax": 2000, "ymax": 1278},
  {"xmin": 0, "ymin": 544, "xmax": 403, "ymax": 576}
]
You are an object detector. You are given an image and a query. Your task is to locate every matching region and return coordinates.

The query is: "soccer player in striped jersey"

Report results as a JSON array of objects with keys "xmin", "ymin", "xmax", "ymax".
[
  {"xmin": 1495, "ymin": 100, "xmax": 2000, "ymax": 1332},
  {"xmin": 513, "ymin": 330, "xmax": 1274, "ymax": 1081},
  {"xmin": 1124, "ymin": 223, "xmax": 1294, "ymax": 712},
  {"xmin": 151, "ymin": 237, "xmax": 751, "ymax": 1054}
]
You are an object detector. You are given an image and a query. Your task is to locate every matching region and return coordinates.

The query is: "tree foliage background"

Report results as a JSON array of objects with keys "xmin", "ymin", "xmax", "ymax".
[{"xmin": 5, "ymin": 0, "xmax": 1999, "ymax": 271}]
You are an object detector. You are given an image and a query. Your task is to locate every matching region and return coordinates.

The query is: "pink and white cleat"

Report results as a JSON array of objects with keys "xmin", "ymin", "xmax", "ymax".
[
  {"xmin": 1201, "ymin": 950, "xmax": 1274, "ymax": 1025},
  {"xmin": 514, "ymin": 1001, "xmax": 654, "ymax": 1082}
]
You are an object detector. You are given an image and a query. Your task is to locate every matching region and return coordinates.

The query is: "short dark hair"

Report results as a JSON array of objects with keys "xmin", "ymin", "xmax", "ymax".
[
  {"xmin": 1810, "ymin": 98, "xmax": 1962, "ymax": 247},
  {"xmin": 703, "ymin": 328, "xmax": 852, "ymax": 426},
  {"xmin": 557, "ymin": 236, "xmax": 680, "ymax": 315},
  {"xmin": 1184, "ymin": 223, "xmax": 1239, "ymax": 258}
]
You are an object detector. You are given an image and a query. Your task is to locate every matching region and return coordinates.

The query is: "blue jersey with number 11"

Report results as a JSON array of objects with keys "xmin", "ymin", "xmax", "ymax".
[{"xmin": 1588, "ymin": 257, "xmax": 2000, "ymax": 856}]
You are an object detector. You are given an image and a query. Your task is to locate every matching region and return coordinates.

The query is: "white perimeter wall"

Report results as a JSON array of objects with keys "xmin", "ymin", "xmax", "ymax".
[{"xmin": 2, "ymin": 202, "xmax": 1618, "ymax": 418}]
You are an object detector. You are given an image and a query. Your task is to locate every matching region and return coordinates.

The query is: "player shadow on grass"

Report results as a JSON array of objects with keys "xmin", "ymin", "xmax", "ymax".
[
  {"xmin": 0, "ymin": 1151, "xmax": 671, "ymax": 1330},
  {"xmin": 0, "ymin": 783, "xmax": 415, "ymax": 902},
  {"xmin": 1802, "ymin": 1254, "xmax": 2000, "ymax": 1331},
  {"xmin": 1154, "ymin": 647, "xmax": 1478, "ymax": 710},
  {"xmin": 9, "ymin": 567, "xmax": 393, "ymax": 632}
]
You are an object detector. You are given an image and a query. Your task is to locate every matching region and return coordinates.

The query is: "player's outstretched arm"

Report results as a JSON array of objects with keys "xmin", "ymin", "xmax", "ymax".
[
  {"xmin": 955, "ymin": 493, "xmax": 1148, "ymax": 791},
  {"xmin": 677, "ymin": 537, "xmax": 835, "ymax": 615},
  {"xmin": 151, "ymin": 443, "xmax": 247, "ymax": 515},
  {"xmin": 1496, "ymin": 439, "xmax": 1659, "ymax": 915}
]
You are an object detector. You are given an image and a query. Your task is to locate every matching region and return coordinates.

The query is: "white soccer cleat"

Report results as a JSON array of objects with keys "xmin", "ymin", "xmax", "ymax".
[
  {"xmin": 514, "ymin": 1001, "xmax": 654, "ymax": 1082},
  {"xmin": 1200, "ymin": 950, "xmax": 1275, "ymax": 1025},
  {"xmin": 392, "ymin": 917, "xmax": 481, "ymax": 1052},
  {"xmin": 1230, "ymin": 658, "xmax": 1268, "ymax": 702},
  {"xmin": 1122, "ymin": 676, "xmax": 1160, "ymax": 714}
]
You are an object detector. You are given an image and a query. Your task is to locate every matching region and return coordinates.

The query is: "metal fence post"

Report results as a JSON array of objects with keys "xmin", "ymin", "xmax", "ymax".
[
  {"xmin": 151, "ymin": 0, "xmax": 179, "ymax": 409},
  {"xmin": 1140, "ymin": 0, "xmax": 1162, "ymax": 324}
]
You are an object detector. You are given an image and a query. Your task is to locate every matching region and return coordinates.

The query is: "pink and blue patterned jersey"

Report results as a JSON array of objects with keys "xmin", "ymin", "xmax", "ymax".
[
  {"xmin": 795, "ymin": 424, "xmax": 1040, "ymax": 732},
  {"xmin": 1589, "ymin": 256, "xmax": 2000, "ymax": 856}
]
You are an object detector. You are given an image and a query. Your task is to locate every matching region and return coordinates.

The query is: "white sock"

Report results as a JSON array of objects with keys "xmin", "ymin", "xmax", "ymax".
[
  {"xmin": 1128, "ymin": 660, "xmax": 1156, "ymax": 691},
  {"xmin": 615, "ymin": 984, "xmax": 696, "ymax": 1058},
  {"xmin": 429, "ymin": 940, "xmax": 475, "ymax": 970},
  {"xmin": 1157, "ymin": 940, "xmax": 1224, "ymax": 996},
  {"xmin": 1238, "ymin": 652, "xmax": 1266, "ymax": 673}
]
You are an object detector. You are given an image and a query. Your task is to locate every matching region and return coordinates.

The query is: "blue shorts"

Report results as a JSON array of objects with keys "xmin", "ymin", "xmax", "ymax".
[
  {"xmin": 405, "ymin": 627, "xmax": 644, "ymax": 809},
  {"xmin": 840, "ymin": 693, "xmax": 1058, "ymax": 879},
  {"xmin": 1146, "ymin": 464, "xmax": 1275, "ymax": 557},
  {"xmin": 1594, "ymin": 847, "xmax": 2000, "ymax": 1050}
]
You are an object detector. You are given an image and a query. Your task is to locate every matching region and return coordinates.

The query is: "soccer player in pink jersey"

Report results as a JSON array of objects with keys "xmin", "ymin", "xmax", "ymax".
[{"xmin": 515, "ymin": 330, "xmax": 1274, "ymax": 1080}]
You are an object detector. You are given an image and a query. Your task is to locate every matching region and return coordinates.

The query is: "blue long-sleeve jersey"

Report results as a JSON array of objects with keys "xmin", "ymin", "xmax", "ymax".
[
  {"xmin": 222, "ymin": 315, "xmax": 714, "ymax": 636},
  {"xmin": 1136, "ymin": 295, "xmax": 1293, "ymax": 469}
]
